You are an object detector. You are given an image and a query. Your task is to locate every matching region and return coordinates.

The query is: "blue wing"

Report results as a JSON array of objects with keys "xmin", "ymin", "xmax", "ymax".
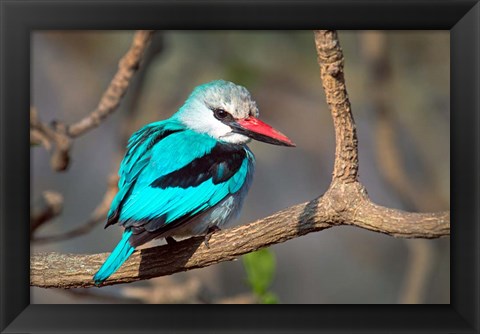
[
  {"xmin": 106, "ymin": 120, "xmax": 255, "ymax": 247},
  {"xmin": 105, "ymin": 120, "xmax": 184, "ymax": 227}
]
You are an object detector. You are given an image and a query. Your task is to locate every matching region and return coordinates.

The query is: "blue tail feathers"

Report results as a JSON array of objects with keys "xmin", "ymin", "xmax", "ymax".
[{"xmin": 93, "ymin": 229, "xmax": 135, "ymax": 285}]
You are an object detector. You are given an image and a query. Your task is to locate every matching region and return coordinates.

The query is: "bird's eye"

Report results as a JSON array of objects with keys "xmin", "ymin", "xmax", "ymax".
[{"xmin": 214, "ymin": 109, "xmax": 229, "ymax": 120}]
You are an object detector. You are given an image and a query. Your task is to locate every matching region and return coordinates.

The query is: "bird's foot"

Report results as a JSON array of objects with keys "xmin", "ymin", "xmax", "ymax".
[
  {"xmin": 165, "ymin": 236, "xmax": 177, "ymax": 246},
  {"xmin": 204, "ymin": 226, "xmax": 221, "ymax": 249}
]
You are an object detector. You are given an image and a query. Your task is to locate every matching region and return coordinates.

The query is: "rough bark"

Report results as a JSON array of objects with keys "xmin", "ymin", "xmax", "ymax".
[
  {"xmin": 31, "ymin": 182, "xmax": 449, "ymax": 288},
  {"xmin": 314, "ymin": 30, "xmax": 359, "ymax": 183},
  {"xmin": 30, "ymin": 30, "xmax": 450, "ymax": 289}
]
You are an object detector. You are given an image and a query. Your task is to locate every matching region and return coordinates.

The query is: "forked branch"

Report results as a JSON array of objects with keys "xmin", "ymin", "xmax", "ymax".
[
  {"xmin": 31, "ymin": 182, "xmax": 449, "ymax": 288},
  {"xmin": 30, "ymin": 30, "xmax": 450, "ymax": 289}
]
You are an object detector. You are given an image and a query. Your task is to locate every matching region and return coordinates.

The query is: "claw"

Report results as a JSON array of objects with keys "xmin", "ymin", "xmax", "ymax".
[
  {"xmin": 204, "ymin": 225, "xmax": 221, "ymax": 249},
  {"xmin": 165, "ymin": 236, "xmax": 177, "ymax": 246}
]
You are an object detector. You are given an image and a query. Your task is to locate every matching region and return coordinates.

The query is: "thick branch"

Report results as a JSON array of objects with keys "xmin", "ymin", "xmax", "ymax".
[
  {"xmin": 351, "ymin": 200, "xmax": 449, "ymax": 238},
  {"xmin": 31, "ymin": 183, "xmax": 449, "ymax": 288},
  {"xmin": 30, "ymin": 30, "xmax": 155, "ymax": 171},
  {"xmin": 314, "ymin": 30, "xmax": 359, "ymax": 183},
  {"xmin": 30, "ymin": 30, "xmax": 450, "ymax": 290}
]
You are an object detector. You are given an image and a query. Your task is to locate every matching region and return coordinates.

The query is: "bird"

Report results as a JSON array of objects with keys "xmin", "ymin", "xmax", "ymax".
[{"xmin": 93, "ymin": 80, "xmax": 295, "ymax": 284}]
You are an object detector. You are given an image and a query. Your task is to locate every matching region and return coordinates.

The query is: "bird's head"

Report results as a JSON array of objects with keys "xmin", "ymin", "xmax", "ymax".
[{"xmin": 174, "ymin": 80, "xmax": 295, "ymax": 147}]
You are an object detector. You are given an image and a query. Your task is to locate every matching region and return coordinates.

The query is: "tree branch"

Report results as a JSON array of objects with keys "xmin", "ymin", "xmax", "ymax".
[
  {"xmin": 32, "ymin": 175, "xmax": 118, "ymax": 244},
  {"xmin": 30, "ymin": 30, "xmax": 155, "ymax": 171},
  {"xmin": 359, "ymin": 31, "xmax": 446, "ymax": 304},
  {"xmin": 31, "ymin": 182, "xmax": 449, "ymax": 288},
  {"xmin": 66, "ymin": 30, "xmax": 155, "ymax": 137},
  {"xmin": 65, "ymin": 276, "xmax": 257, "ymax": 304},
  {"xmin": 30, "ymin": 190, "xmax": 64, "ymax": 236},
  {"xmin": 31, "ymin": 30, "xmax": 450, "ymax": 289},
  {"xmin": 314, "ymin": 30, "xmax": 359, "ymax": 183}
]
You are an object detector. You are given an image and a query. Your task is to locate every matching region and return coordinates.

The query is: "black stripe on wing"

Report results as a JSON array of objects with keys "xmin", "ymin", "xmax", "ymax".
[
  {"xmin": 127, "ymin": 209, "xmax": 204, "ymax": 247},
  {"xmin": 106, "ymin": 127, "xmax": 182, "ymax": 229},
  {"xmin": 150, "ymin": 143, "xmax": 246, "ymax": 189}
]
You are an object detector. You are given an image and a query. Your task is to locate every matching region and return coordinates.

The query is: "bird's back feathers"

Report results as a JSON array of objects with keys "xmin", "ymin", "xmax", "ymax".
[
  {"xmin": 106, "ymin": 120, "xmax": 184, "ymax": 228},
  {"xmin": 93, "ymin": 80, "xmax": 294, "ymax": 284},
  {"xmin": 106, "ymin": 120, "xmax": 255, "ymax": 246}
]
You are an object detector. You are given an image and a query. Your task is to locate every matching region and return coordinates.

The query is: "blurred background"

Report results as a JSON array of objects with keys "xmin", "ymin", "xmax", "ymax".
[{"xmin": 31, "ymin": 30, "xmax": 450, "ymax": 304}]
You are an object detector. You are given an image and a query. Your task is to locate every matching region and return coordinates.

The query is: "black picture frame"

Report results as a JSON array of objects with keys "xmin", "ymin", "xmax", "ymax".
[{"xmin": 1, "ymin": 0, "xmax": 479, "ymax": 333}]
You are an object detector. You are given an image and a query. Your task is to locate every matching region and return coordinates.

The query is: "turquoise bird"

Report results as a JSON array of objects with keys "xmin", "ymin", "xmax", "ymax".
[{"xmin": 93, "ymin": 80, "xmax": 295, "ymax": 284}]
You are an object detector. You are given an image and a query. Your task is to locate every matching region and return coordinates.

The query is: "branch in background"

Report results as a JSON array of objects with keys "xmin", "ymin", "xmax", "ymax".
[
  {"xmin": 30, "ymin": 114, "xmax": 52, "ymax": 150},
  {"xmin": 398, "ymin": 239, "xmax": 435, "ymax": 304},
  {"xmin": 120, "ymin": 32, "xmax": 165, "ymax": 148},
  {"xmin": 30, "ymin": 30, "xmax": 155, "ymax": 171},
  {"xmin": 67, "ymin": 30, "xmax": 155, "ymax": 137},
  {"xmin": 32, "ymin": 174, "xmax": 118, "ymax": 244},
  {"xmin": 64, "ymin": 288, "xmax": 142, "ymax": 304},
  {"xmin": 32, "ymin": 32, "xmax": 160, "ymax": 242},
  {"xmin": 66, "ymin": 277, "xmax": 257, "ymax": 304},
  {"xmin": 30, "ymin": 107, "xmax": 72, "ymax": 171},
  {"xmin": 30, "ymin": 190, "xmax": 64, "ymax": 236},
  {"xmin": 359, "ymin": 31, "xmax": 443, "ymax": 304},
  {"xmin": 120, "ymin": 277, "xmax": 208, "ymax": 304},
  {"xmin": 217, "ymin": 293, "xmax": 258, "ymax": 304},
  {"xmin": 374, "ymin": 90, "xmax": 448, "ymax": 211},
  {"xmin": 30, "ymin": 30, "xmax": 450, "ymax": 289}
]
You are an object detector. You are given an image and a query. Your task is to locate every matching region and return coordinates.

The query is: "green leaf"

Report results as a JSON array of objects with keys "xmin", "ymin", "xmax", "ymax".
[
  {"xmin": 260, "ymin": 291, "xmax": 279, "ymax": 304},
  {"xmin": 242, "ymin": 248, "xmax": 276, "ymax": 296}
]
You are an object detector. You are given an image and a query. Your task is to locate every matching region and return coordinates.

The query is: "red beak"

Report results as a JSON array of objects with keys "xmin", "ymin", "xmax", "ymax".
[{"xmin": 233, "ymin": 117, "xmax": 295, "ymax": 147}]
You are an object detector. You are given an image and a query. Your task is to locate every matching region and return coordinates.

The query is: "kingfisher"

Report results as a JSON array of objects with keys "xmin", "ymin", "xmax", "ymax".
[{"xmin": 93, "ymin": 80, "xmax": 295, "ymax": 284}]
